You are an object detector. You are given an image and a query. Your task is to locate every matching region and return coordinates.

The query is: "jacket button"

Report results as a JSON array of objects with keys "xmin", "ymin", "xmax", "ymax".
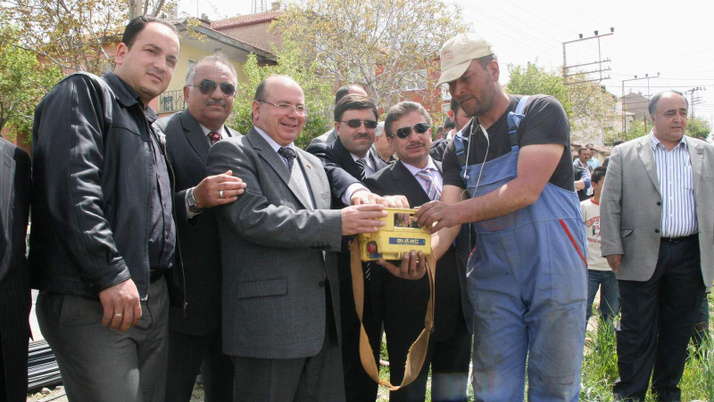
[
  {"xmin": 657, "ymin": 201, "xmax": 662, "ymax": 206},
  {"xmin": 655, "ymin": 229, "xmax": 660, "ymax": 233},
  {"xmin": 318, "ymin": 280, "xmax": 326, "ymax": 287}
]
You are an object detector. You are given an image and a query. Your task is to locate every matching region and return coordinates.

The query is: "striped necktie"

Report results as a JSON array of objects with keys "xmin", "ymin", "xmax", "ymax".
[
  {"xmin": 416, "ymin": 168, "xmax": 442, "ymax": 201},
  {"xmin": 355, "ymin": 158, "xmax": 367, "ymax": 181}
]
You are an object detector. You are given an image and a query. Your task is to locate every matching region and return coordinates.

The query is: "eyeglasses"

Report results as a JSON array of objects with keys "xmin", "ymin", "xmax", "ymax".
[
  {"xmin": 258, "ymin": 100, "xmax": 309, "ymax": 116},
  {"xmin": 395, "ymin": 122, "xmax": 430, "ymax": 139},
  {"xmin": 339, "ymin": 119, "xmax": 378, "ymax": 129},
  {"xmin": 189, "ymin": 79, "xmax": 236, "ymax": 96}
]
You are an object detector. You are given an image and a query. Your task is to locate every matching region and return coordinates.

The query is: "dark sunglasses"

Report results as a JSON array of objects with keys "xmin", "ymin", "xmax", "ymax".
[
  {"xmin": 340, "ymin": 119, "xmax": 378, "ymax": 129},
  {"xmin": 190, "ymin": 79, "xmax": 236, "ymax": 96},
  {"xmin": 395, "ymin": 122, "xmax": 430, "ymax": 139}
]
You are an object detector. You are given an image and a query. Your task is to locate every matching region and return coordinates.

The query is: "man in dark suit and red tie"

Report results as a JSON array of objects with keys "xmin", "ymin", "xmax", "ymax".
[{"xmin": 153, "ymin": 53, "xmax": 245, "ymax": 402}]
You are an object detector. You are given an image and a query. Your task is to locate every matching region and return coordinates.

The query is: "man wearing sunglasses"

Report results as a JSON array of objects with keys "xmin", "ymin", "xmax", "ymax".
[
  {"xmin": 309, "ymin": 84, "xmax": 369, "ymax": 146},
  {"xmin": 364, "ymin": 101, "xmax": 472, "ymax": 402},
  {"xmin": 153, "ymin": 54, "xmax": 246, "ymax": 402},
  {"xmin": 306, "ymin": 93, "xmax": 393, "ymax": 402},
  {"xmin": 415, "ymin": 33, "xmax": 587, "ymax": 400}
]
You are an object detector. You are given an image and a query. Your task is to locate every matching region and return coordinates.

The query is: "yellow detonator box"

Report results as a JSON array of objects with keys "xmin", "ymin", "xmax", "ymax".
[{"xmin": 357, "ymin": 208, "xmax": 432, "ymax": 261}]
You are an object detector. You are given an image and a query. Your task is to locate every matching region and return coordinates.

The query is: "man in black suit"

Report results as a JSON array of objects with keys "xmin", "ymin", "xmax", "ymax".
[
  {"xmin": 0, "ymin": 137, "xmax": 31, "ymax": 402},
  {"xmin": 309, "ymin": 84, "xmax": 369, "ymax": 147},
  {"xmin": 154, "ymin": 54, "xmax": 246, "ymax": 401},
  {"xmin": 365, "ymin": 101, "xmax": 472, "ymax": 402},
  {"xmin": 306, "ymin": 94, "xmax": 390, "ymax": 401}
]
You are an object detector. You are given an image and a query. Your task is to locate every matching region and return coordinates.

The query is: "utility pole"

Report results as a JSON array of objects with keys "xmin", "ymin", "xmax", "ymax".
[
  {"xmin": 562, "ymin": 28, "xmax": 614, "ymax": 85},
  {"xmin": 252, "ymin": 0, "xmax": 268, "ymax": 13},
  {"xmin": 620, "ymin": 73, "xmax": 659, "ymax": 138},
  {"xmin": 685, "ymin": 86, "xmax": 707, "ymax": 120}
]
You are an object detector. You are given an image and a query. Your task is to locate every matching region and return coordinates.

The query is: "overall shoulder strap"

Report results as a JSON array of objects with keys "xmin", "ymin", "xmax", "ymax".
[{"xmin": 507, "ymin": 96, "xmax": 530, "ymax": 147}]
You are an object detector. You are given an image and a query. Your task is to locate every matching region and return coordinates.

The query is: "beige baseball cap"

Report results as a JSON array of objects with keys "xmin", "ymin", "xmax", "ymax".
[{"xmin": 436, "ymin": 33, "xmax": 494, "ymax": 87}]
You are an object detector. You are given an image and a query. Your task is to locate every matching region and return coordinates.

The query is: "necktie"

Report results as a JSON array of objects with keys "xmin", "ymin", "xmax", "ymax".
[
  {"xmin": 416, "ymin": 168, "xmax": 442, "ymax": 201},
  {"xmin": 209, "ymin": 131, "xmax": 222, "ymax": 145},
  {"xmin": 355, "ymin": 158, "xmax": 367, "ymax": 181},
  {"xmin": 278, "ymin": 147, "xmax": 297, "ymax": 170}
]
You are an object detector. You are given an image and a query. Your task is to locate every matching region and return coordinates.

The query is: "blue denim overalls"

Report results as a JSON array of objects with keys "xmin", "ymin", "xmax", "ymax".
[{"xmin": 453, "ymin": 97, "xmax": 587, "ymax": 401}]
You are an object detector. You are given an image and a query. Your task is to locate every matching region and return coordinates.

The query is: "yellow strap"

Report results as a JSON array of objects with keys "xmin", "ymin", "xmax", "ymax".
[{"xmin": 348, "ymin": 240, "xmax": 436, "ymax": 391}]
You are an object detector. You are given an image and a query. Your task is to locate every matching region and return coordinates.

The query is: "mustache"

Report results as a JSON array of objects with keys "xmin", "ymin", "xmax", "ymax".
[
  {"xmin": 354, "ymin": 133, "xmax": 370, "ymax": 139},
  {"xmin": 206, "ymin": 99, "xmax": 226, "ymax": 107}
]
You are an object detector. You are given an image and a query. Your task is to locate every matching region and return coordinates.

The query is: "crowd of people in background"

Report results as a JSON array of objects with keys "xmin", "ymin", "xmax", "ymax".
[{"xmin": 1, "ymin": 15, "xmax": 712, "ymax": 402}]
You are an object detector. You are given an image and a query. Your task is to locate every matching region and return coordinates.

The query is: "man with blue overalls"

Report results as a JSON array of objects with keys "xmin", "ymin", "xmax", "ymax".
[{"xmin": 415, "ymin": 33, "xmax": 588, "ymax": 400}]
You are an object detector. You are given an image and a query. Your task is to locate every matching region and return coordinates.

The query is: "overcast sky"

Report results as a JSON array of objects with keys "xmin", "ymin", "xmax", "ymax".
[{"xmin": 179, "ymin": 0, "xmax": 714, "ymax": 127}]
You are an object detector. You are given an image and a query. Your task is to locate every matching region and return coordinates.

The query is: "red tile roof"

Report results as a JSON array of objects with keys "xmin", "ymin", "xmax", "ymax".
[{"xmin": 210, "ymin": 10, "xmax": 282, "ymax": 29}]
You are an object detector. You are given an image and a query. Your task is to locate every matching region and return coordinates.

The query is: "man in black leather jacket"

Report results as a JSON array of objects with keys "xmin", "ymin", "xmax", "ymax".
[{"xmin": 30, "ymin": 16, "xmax": 181, "ymax": 402}]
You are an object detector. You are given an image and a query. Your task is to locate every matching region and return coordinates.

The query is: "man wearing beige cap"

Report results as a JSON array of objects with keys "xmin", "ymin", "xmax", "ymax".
[{"xmin": 415, "ymin": 33, "xmax": 587, "ymax": 400}]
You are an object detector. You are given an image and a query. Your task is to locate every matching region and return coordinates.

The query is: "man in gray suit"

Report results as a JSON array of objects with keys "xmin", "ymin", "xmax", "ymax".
[
  {"xmin": 207, "ymin": 75, "xmax": 423, "ymax": 401},
  {"xmin": 154, "ymin": 54, "xmax": 246, "ymax": 402},
  {"xmin": 601, "ymin": 90, "xmax": 714, "ymax": 401}
]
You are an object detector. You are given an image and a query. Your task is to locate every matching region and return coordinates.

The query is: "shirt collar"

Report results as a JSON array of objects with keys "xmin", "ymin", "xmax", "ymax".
[
  {"xmin": 649, "ymin": 130, "xmax": 688, "ymax": 151},
  {"xmin": 401, "ymin": 157, "xmax": 438, "ymax": 177},
  {"xmin": 104, "ymin": 72, "xmax": 158, "ymax": 123},
  {"xmin": 254, "ymin": 126, "xmax": 295, "ymax": 153},
  {"xmin": 199, "ymin": 124, "xmax": 227, "ymax": 139}
]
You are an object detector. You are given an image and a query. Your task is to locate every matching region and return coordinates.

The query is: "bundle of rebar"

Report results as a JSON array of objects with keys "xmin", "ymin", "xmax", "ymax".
[{"xmin": 27, "ymin": 340, "xmax": 62, "ymax": 391}]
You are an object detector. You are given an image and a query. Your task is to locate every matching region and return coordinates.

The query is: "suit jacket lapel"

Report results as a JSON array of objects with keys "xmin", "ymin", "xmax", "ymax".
[
  {"xmin": 391, "ymin": 161, "xmax": 431, "ymax": 206},
  {"xmin": 296, "ymin": 150, "xmax": 323, "ymax": 210},
  {"xmin": 687, "ymin": 137, "xmax": 704, "ymax": 199},
  {"xmin": 333, "ymin": 138, "xmax": 362, "ymax": 178},
  {"xmin": 637, "ymin": 136, "xmax": 661, "ymax": 196},
  {"xmin": 181, "ymin": 111, "xmax": 211, "ymax": 163}
]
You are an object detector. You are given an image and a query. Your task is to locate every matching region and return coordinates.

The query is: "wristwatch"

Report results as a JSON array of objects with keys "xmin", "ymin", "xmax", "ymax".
[{"xmin": 187, "ymin": 187, "xmax": 203, "ymax": 213}]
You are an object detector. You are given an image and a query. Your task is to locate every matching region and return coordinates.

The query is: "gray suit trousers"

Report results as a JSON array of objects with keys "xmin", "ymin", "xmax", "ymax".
[{"xmin": 37, "ymin": 278, "xmax": 169, "ymax": 402}]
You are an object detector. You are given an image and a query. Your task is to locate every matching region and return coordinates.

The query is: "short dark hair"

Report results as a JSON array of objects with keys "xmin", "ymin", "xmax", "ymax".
[
  {"xmin": 591, "ymin": 166, "xmax": 606, "ymax": 183},
  {"xmin": 450, "ymin": 98, "xmax": 461, "ymax": 114},
  {"xmin": 122, "ymin": 16, "xmax": 178, "ymax": 49},
  {"xmin": 334, "ymin": 94, "xmax": 378, "ymax": 122},
  {"xmin": 478, "ymin": 54, "xmax": 496, "ymax": 70},
  {"xmin": 613, "ymin": 139, "xmax": 625, "ymax": 147},
  {"xmin": 443, "ymin": 116, "xmax": 455, "ymax": 130},
  {"xmin": 384, "ymin": 101, "xmax": 432, "ymax": 138},
  {"xmin": 648, "ymin": 90, "xmax": 688, "ymax": 117},
  {"xmin": 334, "ymin": 84, "xmax": 364, "ymax": 105}
]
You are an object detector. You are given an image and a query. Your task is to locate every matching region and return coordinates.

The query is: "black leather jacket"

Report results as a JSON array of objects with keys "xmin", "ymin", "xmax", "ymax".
[{"xmin": 30, "ymin": 72, "xmax": 181, "ymax": 301}]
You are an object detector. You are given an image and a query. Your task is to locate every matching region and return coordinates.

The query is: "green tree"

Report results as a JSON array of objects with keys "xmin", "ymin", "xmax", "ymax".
[
  {"xmin": 687, "ymin": 115, "xmax": 711, "ymax": 140},
  {"xmin": 505, "ymin": 62, "xmax": 571, "ymax": 116},
  {"xmin": 271, "ymin": 0, "xmax": 468, "ymax": 120},
  {"xmin": 0, "ymin": 26, "xmax": 62, "ymax": 140},
  {"xmin": 1, "ymin": 0, "xmax": 177, "ymax": 75},
  {"xmin": 232, "ymin": 40, "xmax": 333, "ymax": 148},
  {"xmin": 505, "ymin": 62, "xmax": 616, "ymax": 144}
]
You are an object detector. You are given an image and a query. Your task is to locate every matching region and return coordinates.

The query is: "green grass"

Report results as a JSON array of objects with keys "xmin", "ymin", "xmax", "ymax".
[{"xmin": 374, "ymin": 294, "xmax": 714, "ymax": 401}]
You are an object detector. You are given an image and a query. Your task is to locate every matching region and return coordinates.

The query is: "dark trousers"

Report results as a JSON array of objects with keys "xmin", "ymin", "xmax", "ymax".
[
  {"xmin": 37, "ymin": 278, "xmax": 169, "ymax": 402},
  {"xmin": 614, "ymin": 235, "xmax": 705, "ymax": 401},
  {"xmin": 340, "ymin": 261, "xmax": 382, "ymax": 402},
  {"xmin": 232, "ymin": 288, "xmax": 344, "ymax": 402},
  {"xmin": 0, "ymin": 268, "xmax": 31, "ymax": 402},
  {"xmin": 386, "ymin": 318, "xmax": 471, "ymax": 402},
  {"xmin": 164, "ymin": 326, "xmax": 234, "ymax": 402}
]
